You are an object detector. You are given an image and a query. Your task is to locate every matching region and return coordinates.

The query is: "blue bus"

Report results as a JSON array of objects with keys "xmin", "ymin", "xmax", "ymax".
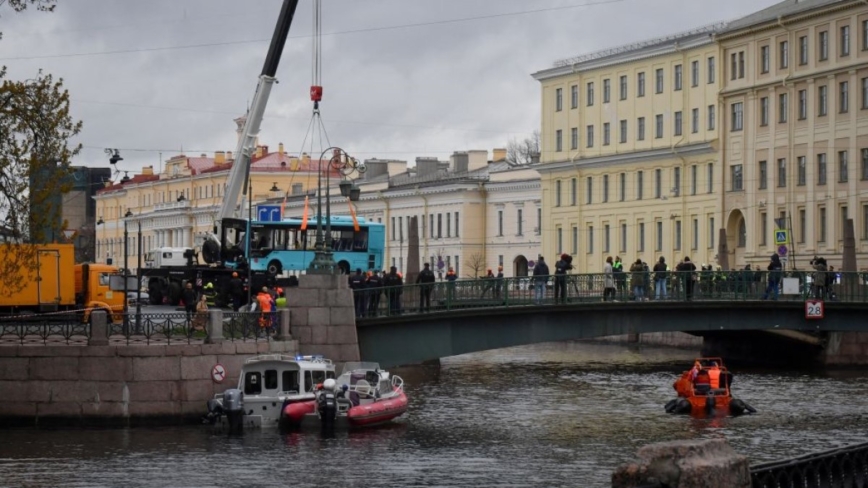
[{"xmin": 220, "ymin": 216, "xmax": 385, "ymax": 275}]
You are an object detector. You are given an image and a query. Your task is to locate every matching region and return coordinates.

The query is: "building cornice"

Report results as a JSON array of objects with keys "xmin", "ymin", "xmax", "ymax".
[
  {"xmin": 535, "ymin": 142, "xmax": 717, "ymax": 174},
  {"xmin": 716, "ymin": 1, "xmax": 858, "ymax": 42}
]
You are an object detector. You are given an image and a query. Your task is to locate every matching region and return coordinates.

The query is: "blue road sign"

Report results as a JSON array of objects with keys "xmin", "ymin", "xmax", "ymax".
[
  {"xmin": 774, "ymin": 230, "xmax": 788, "ymax": 245},
  {"xmin": 257, "ymin": 205, "xmax": 281, "ymax": 222}
]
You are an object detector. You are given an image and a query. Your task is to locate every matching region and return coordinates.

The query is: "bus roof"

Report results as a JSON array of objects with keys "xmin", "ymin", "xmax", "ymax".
[{"xmin": 255, "ymin": 215, "xmax": 382, "ymax": 226}]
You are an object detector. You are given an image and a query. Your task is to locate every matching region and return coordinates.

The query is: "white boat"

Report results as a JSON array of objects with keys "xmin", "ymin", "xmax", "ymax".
[{"xmin": 204, "ymin": 354, "xmax": 336, "ymax": 430}]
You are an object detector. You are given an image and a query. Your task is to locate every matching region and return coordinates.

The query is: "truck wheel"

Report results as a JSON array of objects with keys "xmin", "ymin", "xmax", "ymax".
[
  {"xmin": 168, "ymin": 281, "xmax": 182, "ymax": 306},
  {"xmin": 202, "ymin": 239, "xmax": 220, "ymax": 264},
  {"xmin": 149, "ymin": 289, "xmax": 163, "ymax": 305},
  {"xmin": 267, "ymin": 260, "xmax": 282, "ymax": 275}
]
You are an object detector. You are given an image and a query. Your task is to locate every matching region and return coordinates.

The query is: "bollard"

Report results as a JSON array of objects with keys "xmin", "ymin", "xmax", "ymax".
[
  {"xmin": 275, "ymin": 308, "xmax": 291, "ymax": 341},
  {"xmin": 88, "ymin": 310, "xmax": 109, "ymax": 346},
  {"xmin": 612, "ymin": 439, "xmax": 750, "ymax": 488},
  {"xmin": 205, "ymin": 309, "xmax": 224, "ymax": 344}
]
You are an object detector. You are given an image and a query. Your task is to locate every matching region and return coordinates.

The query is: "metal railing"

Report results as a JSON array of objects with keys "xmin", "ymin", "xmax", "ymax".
[
  {"xmin": 750, "ymin": 440, "xmax": 868, "ymax": 487},
  {"xmin": 108, "ymin": 312, "xmax": 200, "ymax": 345},
  {"xmin": 223, "ymin": 311, "xmax": 274, "ymax": 342},
  {"xmin": 352, "ymin": 271, "xmax": 868, "ymax": 319},
  {"xmin": 0, "ymin": 312, "xmax": 90, "ymax": 345}
]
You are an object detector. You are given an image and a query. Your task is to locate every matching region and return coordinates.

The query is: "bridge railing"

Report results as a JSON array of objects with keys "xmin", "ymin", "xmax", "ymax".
[
  {"xmin": 353, "ymin": 271, "xmax": 868, "ymax": 318},
  {"xmin": 750, "ymin": 440, "xmax": 868, "ymax": 487}
]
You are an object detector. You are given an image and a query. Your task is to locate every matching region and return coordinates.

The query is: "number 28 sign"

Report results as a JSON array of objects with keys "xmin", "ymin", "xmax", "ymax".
[{"xmin": 805, "ymin": 299, "xmax": 824, "ymax": 320}]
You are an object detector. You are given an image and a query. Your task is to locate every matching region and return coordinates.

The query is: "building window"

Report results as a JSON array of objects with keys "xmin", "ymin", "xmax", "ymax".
[
  {"xmin": 819, "ymin": 206, "xmax": 827, "ymax": 242},
  {"xmin": 761, "ymin": 45, "xmax": 770, "ymax": 73},
  {"xmin": 571, "ymin": 178, "xmax": 577, "ymax": 206},
  {"xmin": 603, "ymin": 123, "xmax": 611, "ymax": 146},
  {"xmin": 555, "ymin": 87, "xmax": 562, "ymax": 111},
  {"xmin": 637, "ymin": 72, "xmax": 645, "ymax": 97},
  {"xmin": 760, "ymin": 96, "xmax": 769, "ymax": 126},
  {"xmin": 391, "ymin": 217, "xmax": 396, "ymax": 240},
  {"xmin": 797, "ymin": 156, "xmax": 806, "ymax": 186},
  {"xmin": 841, "ymin": 206, "xmax": 849, "ymax": 241},
  {"xmin": 655, "ymin": 221, "xmax": 663, "ymax": 252},
  {"xmin": 864, "ymin": 205, "xmax": 868, "ymax": 240},
  {"xmin": 738, "ymin": 51, "xmax": 745, "ymax": 78},
  {"xmin": 655, "ymin": 68, "xmax": 663, "ymax": 93},
  {"xmin": 674, "ymin": 64, "xmax": 683, "ymax": 90},
  {"xmin": 691, "ymin": 108, "xmax": 699, "ymax": 133},
  {"xmin": 619, "ymin": 75, "xmax": 627, "ymax": 100},
  {"xmin": 555, "ymin": 180, "xmax": 562, "ymax": 207},
  {"xmin": 692, "ymin": 218, "xmax": 699, "ymax": 250},
  {"xmin": 707, "ymin": 163, "xmax": 714, "ymax": 194},
  {"xmin": 777, "ymin": 158, "xmax": 787, "ymax": 187},
  {"xmin": 862, "ymin": 77, "xmax": 868, "ymax": 109},
  {"xmin": 437, "ymin": 213, "xmax": 442, "ymax": 238},
  {"xmin": 840, "ymin": 81, "xmax": 849, "ymax": 113},
  {"xmin": 604, "ymin": 224, "xmax": 611, "ymax": 253},
  {"xmin": 587, "ymin": 225, "xmax": 594, "ymax": 254},
  {"xmin": 621, "ymin": 223, "xmax": 627, "ymax": 253},
  {"xmin": 637, "ymin": 117, "xmax": 645, "ymax": 141},
  {"xmin": 603, "ymin": 174, "xmax": 609, "ymax": 203},
  {"xmin": 819, "ymin": 30, "xmax": 829, "ymax": 61},
  {"xmin": 780, "ymin": 40, "xmax": 789, "ymax": 69},
  {"xmin": 819, "ymin": 85, "xmax": 828, "ymax": 116},
  {"xmin": 572, "ymin": 226, "xmax": 578, "ymax": 255},
  {"xmin": 818, "ymin": 153, "xmax": 827, "ymax": 185},
  {"xmin": 655, "ymin": 114, "xmax": 664, "ymax": 138},
  {"xmin": 603, "ymin": 78, "xmax": 611, "ymax": 103},
  {"xmin": 691, "ymin": 60, "xmax": 699, "ymax": 87},
  {"xmin": 536, "ymin": 208, "xmax": 541, "ymax": 235},
  {"xmin": 586, "ymin": 125, "xmax": 594, "ymax": 148},
  {"xmin": 654, "ymin": 168, "xmax": 662, "ymax": 198},
  {"xmin": 862, "ymin": 148, "xmax": 868, "ymax": 180},
  {"xmin": 497, "ymin": 210, "xmax": 503, "ymax": 236},
  {"xmin": 841, "ymin": 25, "xmax": 850, "ymax": 56},
  {"xmin": 799, "ymin": 208, "xmax": 807, "ymax": 243},
  {"xmin": 779, "ymin": 93, "xmax": 788, "ymax": 123},
  {"xmin": 571, "ymin": 84, "xmax": 578, "ymax": 108},
  {"xmin": 619, "ymin": 120, "xmax": 627, "ymax": 143},
  {"xmin": 839, "ymin": 151, "xmax": 849, "ymax": 183},
  {"xmin": 674, "ymin": 111, "xmax": 682, "ymax": 136},
  {"xmin": 707, "ymin": 56, "xmax": 715, "ymax": 84},
  {"xmin": 430, "ymin": 214, "xmax": 434, "ymax": 239},
  {"xmin": 456, "ymin": 211, "xmax": 460, "ymax": 236},
  {"xmin": 517, "ymin": 209, "xmax": 523, "ymax": 236},
  {"xmin": 737, "ymin": 219, "xmax": 747, "ymax": 248},
  {"xmin": 730, "ymin": 53, "xmax": 737, "ymax": 80},
  {"xmin": 555, "ymin": 130, "xmax": 562, "ymax": 152},
  {"xmin": 557, "ymin": 227, "xmax": 562, "ymax": 252},
  {"xmin": 760, "ymin": 212, "xmax": 767, "ymax": 246},
  {"xmin": 799, "ymin": 35, "xmax": 808, "ymax": 65},
  {"xmin": 798, "ymin": 89, "xmax": 807, "ymax": 120},
  {"xmin": 673, "ymin": 167, "xmax": 681, "ymax": 196},
  {"xmin": 586, "ymin": 177, "xmax": 593, "ymax": 204},
  {"xmin": 864, "ymin": 19, "xmax": 868, "ymax": 51},
  {"xmin": 709, "ymin": 217, "xmax": 715, "ymax": 249},
  {"xmin": 619, "ymin": 173, "xmax": 626, "ymax": 202},
  {"xmin": 674, "ymin": 220, "xmax": 682, "ymax": 251},
  {"xmin": 691, "ymin": 164, "xmax": 697, "ymax": 195},
  {"xmin": 759, "ymin": 160, "xmax": 767, "ymax": 189},
  {"xmin": 708, "ymin": 105, "xmax": 715, "ymax": 130},
  {"xmin": 571, "ymin": 127, "xmax": 578, "ymax": 150},
  {"xmin": 637, "ymin": 171, "xmax": 644, "ymax": 200},
  {"xmin": 731, "ymin": 102, "xmax": 743, "ymax": 131},
  {"xmin": 731, "ymin": 165, "xmax": 743, "ymax": 191},
  {"xmin": 587, "ymin": 82, "xmax": 594, "ymax": 106},
  {"xmin": 446, "ymin": 213, "xmax": 451, "ymax": 237},
  {"xmin": 638, "ymin": 222, "xmax": 645, "ymax": 252}
]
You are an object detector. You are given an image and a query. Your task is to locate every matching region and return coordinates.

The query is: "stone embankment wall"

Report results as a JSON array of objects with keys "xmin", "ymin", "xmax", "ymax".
[
  {"xmin": 822, "ymin": 332, "xmax": 868, "ymax": 365},
  {"xmin": 595, "ymin": 332, "xmax": 703, "ymax": 348}
]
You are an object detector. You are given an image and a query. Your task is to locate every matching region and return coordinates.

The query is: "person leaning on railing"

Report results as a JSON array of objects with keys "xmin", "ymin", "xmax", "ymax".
[
  {"xmin": 417, "ymin": 263, "xmax": 436, "ymax": 312},
  {"xmin": 532, "ymin": 256, "xmax": 550, "ymax": 305}
]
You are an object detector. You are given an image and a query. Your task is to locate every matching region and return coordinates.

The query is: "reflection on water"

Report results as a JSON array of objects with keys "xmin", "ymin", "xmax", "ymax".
[{"xmin": 2, "ymin": 341, "xmax": 868, "ymax": 487}]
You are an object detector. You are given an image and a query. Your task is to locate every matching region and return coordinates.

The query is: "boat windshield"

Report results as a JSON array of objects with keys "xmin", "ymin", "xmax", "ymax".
[{"xmin": 340, "ymin": 361, "xmax": 381, "ymax": 375}]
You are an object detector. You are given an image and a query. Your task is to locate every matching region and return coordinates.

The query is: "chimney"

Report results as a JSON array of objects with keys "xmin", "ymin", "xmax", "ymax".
[
  {"xmin": 255, "ymin": 146, "xmax": 263, "ymax": 158},
  {"xmin": 289, "ymin": 157, "xmax": 300, "ymax": 171},
  {"xmin": 141, "ymin": 166, "xmax": 154, "ymax": 176},
  {"xmin": 467, "ymin": 150, "xmax": 487, "ymax": 171},
  {"xmin": 530, "ymin": 153, "xmax": 541, "ymax": 165},
  {"xmin": 492, "ymin": 148, "xmax": 507, "ymax": 162},
  {"xmin": 226, "ymin": 151, "xmax": 233, "ymax": 162},
  {"xmin": 214, "ymin": 151, "xmax": 226, "ymax": 164},
  {"xmin": 261, "ymin": 145, "xmax": 269, "ymax": 155},
  {"xmin": 278, "ymin": 143, "xmax": 285, "ymax": 156},
  {"xmin": 451, "ymin": 152, "xmax": 469, "ymax": 173},
  {"xmin": 302, "ymin": 152, "xmax": 311, "ymax": 168}
]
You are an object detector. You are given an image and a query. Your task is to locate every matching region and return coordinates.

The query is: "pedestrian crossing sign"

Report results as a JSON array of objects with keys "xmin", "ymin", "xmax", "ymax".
[{"xmin": 774, "ymin": 230, "xmax": 788, "ymax": 245}]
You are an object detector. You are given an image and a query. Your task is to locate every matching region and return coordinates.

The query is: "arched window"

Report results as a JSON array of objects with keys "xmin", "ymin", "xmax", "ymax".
[{"xmin": 737, "ymin": 218, "xmax": 747, "ymax": 247}]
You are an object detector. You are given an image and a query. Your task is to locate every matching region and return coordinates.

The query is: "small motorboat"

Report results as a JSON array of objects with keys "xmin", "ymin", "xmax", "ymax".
[
  {"xmin": 204, "ymin": 354, "xmax": 336, "ymax": 431},
  {"xmin": 664, "ymin": 357, "xmax": 756, "ymax": 417},
  {"xmin": 308, "ymin": 361, "xmax": 408, "ymax": 432}
]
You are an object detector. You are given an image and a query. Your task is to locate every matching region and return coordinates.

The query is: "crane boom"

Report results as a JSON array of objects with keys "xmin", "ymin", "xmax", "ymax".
[{"xmin": 218, "ymin": 0, "xmax": 300, "ymax": 221}]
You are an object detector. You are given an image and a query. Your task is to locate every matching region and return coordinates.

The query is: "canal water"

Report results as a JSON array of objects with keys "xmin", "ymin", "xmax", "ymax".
[{"xmin": 2, "ymin": 341, "xmax": 868, "ymax": 487}]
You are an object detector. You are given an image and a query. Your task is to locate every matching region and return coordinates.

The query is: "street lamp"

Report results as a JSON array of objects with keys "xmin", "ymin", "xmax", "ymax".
[
  {"xmin": 308, "ymin": 147, "xmax": 366, "ymax": 274},
  {"xmin": 123, "ymin": 209, "xmax": 143, "ymax": 332}
]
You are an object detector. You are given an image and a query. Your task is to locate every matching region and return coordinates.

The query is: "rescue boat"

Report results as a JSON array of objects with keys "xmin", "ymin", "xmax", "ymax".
[{"xmin": 664, "ymin": 357, "xmax": 756, "ymax": 416}]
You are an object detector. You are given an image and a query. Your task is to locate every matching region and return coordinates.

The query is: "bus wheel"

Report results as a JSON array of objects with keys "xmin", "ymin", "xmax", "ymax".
[
  {"xmin": 337, "ymin": 261, "xmax": 350, "ymax": 275},
  {"xmin": 267, "ymin": 260, "xmax": 282, "ymax": 275}
]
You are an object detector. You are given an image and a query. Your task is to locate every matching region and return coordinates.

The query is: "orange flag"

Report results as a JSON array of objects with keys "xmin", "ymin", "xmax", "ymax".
[
  {"xmin": 301, "ymin": 195, "xmax": 309, "ymax": 230},
  {"xmin": 347, "ymin": 197, "xmax": 360, "ymax": 232}
]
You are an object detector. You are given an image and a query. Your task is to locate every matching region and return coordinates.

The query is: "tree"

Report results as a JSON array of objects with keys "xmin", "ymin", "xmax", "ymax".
[
  {"xmin": 463, "ymin": 252, "xmax": 486, "ymax": 279},
  {"xmin": 505, "ymin": 130, "xmax": 540, "ymax": 166},
  {"xmin": 0, "ymin": 0, "xmax": 55, "ymax": 41}
]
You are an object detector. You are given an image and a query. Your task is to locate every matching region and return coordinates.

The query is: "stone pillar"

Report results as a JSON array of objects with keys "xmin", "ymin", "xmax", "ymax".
[
  {"xmin": 717, "ymin": 228, "xmax": 730, "ymax": 271},
  {"xmin": 275, "ymin": 308, "xmax": 291, "ymax": 341},
  {"xmin": 88, "ymin": 310, "xmax": 108, "ymax": 346},
  {"xmin": 288, "ymin": 274, "xmax": 360, "ymax": 364},
  {"xmin": 612, "ymin": 439, "xmax": 750, "ymax": 488},
  {"xmin": 205, "ymin": 309, "xmax": 223, "ymax": 344}
]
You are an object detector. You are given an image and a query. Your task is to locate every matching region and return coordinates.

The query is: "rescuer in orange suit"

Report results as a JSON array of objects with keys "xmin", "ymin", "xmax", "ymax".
[{"xmin": 707, "ymin": 361, "xmax": 721, "ymax": 389}]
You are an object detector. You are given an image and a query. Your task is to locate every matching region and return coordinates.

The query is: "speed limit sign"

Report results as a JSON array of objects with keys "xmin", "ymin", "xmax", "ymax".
[{"xmin": 805, "ymin": 299, "xmax": 824, "ymax": 320}]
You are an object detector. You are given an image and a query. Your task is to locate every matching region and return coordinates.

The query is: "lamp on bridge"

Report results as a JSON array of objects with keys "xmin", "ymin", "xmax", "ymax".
[
  {"xmin": 123, "ymin": 209, "xmax": 143, "ymax": 333},
  {"xmin": 308, "ymin": 147, "xmax": 366, "ymax": 274}
]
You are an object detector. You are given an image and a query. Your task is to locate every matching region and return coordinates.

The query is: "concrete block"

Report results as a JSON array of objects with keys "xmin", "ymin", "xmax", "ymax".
[
  {"xmin": 0, "ymin": 358, "xmax": 29, "ymax": 380},
  {"xmin": 290, "ymin": 308, "xmax": 308, "ymax": 327},
  {"xmin": 180, "ymin": 355, "xmax": 218, "ymax": 381},
  {"xmin": 31, "ymin": 357, "xmax": 80, "ymax": 381},
  {"xmin": 328, "ymin": 289, "xmax": 354, "ymax": 307},
  {"xmin": 96, "ymin": 382, "xmax": 128, "ymax": 402},
  {"xmin": 80, "ymin": 346, "xmax": 118, "ymax": 357},
  {"xmin": 338, "ymin": 344, "xmax": 361, "ymax": 363},
  {"xmin": 48, "ymin": 381, "xmax": 101, "ymax": 403},
  {"xmin": 289, "ymin": 289, "xmax": 319, "ymax": 307},
  {"xmin": 301, "ymin": 344, "xmax": 340, "ymax": 361},
  {"xmin": 119, "ymin": 346, "xmax": 169, "ymax": 357},
  {"xmin": 80, "ymin": 357, "xmax": 133, "ymax": 382},
  {"xmin": 164, "ymin": 346, "xmax": 184, "ymax": 356},
  {"xmin": 0, "ymin": 380, "xmax": 31, "ymax": 402},
  {"xmin": 127, "ymin": 381, "xmax": 181, "ymax": 402},
  {"xmin": 329, "ymin": 307, "xmax": 356, "ymax": 328},
  {"xmin": 180, "ymin": 400, "xmax": 205, "ymax": 416},
  {"xmin": 291, "ymin": 325, "xmax": 311, "ymax": 345},
  {"xmin": 328, "ymin": 325, "xmax": 359, "ymax": 345},
  {"xmin": 201, "ymin": 344, "xmax": 223, "ymax": 355},
  {"xmin": 216, "ymin": 355, "xmax": 247, "ymax": 380},
  {"xmin": 131, "ymin": 357, "xmax": 180, "ymax": 382},
  {"xmin": 81, "ymin": 401, "xmax": 127, "ymax": 418},
  {"xmin": 612, "ymin": 439, "xmax": 750, "ymax": 488},
  {"xmin": 0, "ymin": 347, "xmax": 19, "ymax": 357},
  {"xmin": 36, "ymin": 402, "xmax": 82, "ymax": 418},
  {"xmin": 298, "ymin": 274, "xmax": 340, "ymax": 290},
  {"xmin": 840, "ymin": 342, "xmax": 862, "ymax": 356},
  {"xmin": 181, "ymin": 380, "xmax": 218, "ymax": 402},
  {"xmin": 16, "ymin": 346, "xmax": 83, "ymax": 357},
  {"xmin": 179, "ymin": 345, "xmax": 204, "ymax": 356},
  {"xmin": 235, "ymin": 342, "xmax": 258, "ymax": 354},
  {"xmin": 311, "ymin": 324, "xmax": 328, "ymax": 345},
  {"xmin": 221, "ymin": 341, "xmax": 238, "ymax": 355},
  {"xmin": 2, "ymin": 402, "xmax": 36, "ymax": 417},
  {"xmin": 308, "ymin": 307, "xmax": 331, "ymax": 327},
  {"xmin": 256, "ymin": 342, "xmax": 270, "ymax": 353},
  {"xmin": 128, "ymin": 401, "xmax": 178, "ymax": 417}
]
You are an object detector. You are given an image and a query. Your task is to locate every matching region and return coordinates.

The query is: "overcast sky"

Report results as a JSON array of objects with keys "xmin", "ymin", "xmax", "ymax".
[{"xmin": 1, "ymin": 0, "xmax": 778, "ymax": 176}]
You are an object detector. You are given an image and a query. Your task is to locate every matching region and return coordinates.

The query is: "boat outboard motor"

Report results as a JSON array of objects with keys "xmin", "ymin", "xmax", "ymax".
[
  {"xmin": 204, "ymin": 398, "xmax": 224, "ymax": 424},
  {"xmin": 223, "ymin": 388, "xmax": 244, "ymax": 433},
  {"xmin": 317, "ymin": 379, "xmax": 338, "ymax": 432}
]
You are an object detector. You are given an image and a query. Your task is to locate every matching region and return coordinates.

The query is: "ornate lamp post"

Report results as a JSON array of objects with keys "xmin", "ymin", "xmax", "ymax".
[
  {"xmin": 308, "ymin": 147, "xmax": 366, "ymax": 274},
  {"xmin": 123, "ymin": 210, "xmax": 143, "ymax": 332}
]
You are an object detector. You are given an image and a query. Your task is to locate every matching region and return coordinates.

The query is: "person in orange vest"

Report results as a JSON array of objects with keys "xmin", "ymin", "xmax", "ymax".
[
  {"xmin": 256, "ymin": 286, "xmax": 273, "ymax": 335},
  {"xmin": 707, "ymin": 361, "xmax": 721, "ymax": 389},
  {"xmin": 694, "ymin": 366, "xmax": 711, "ymax": 394}
]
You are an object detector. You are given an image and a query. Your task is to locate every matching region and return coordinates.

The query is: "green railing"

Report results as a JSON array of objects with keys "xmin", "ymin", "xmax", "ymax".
[{"xmin": 352, "ymin": 271, "xmax": 868, "ymax": 319}]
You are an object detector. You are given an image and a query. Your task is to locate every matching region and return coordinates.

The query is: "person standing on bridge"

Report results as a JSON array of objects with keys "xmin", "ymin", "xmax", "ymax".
[
  {"xmin": 676, "ymin": 257, "xmax": 697, "ymax": 301},
  {"xmin": 603, "ymin": 256, "xmax": 616, "ymax": 301},
  {"xmin": 613, "ymin": 256, "xmax": 626, "ymax": 299},
  {"xmin": 554, "ymin": 254, "xmax": 573, "ymax": 304},
  {"xmin": 629, "ymin": 259, "xmax": 645, "ymax": 301},
  {"xmin": 762, "ymin": 253, "xmax": 783, "ymax": 301},
  {"xmin": 366, "ymin": 270, "xmax": 383, "ymax": 317},
  {"xmin": 533, "ymin": 256, "xmax": 550, "ymax": 305},
  {"xmin": 384, "ymin": 266, "xmax": 403, "ymax": 315},
  {"xmin": 417, "ymin": 263, "xmax": 436, "ymax": 312},
  {"xmin": 349, "ymin": 269, "xmax": 367, "ymax": 318},
  {"xmin": 182, "ymin": 282, "xmax": 198, "ymax": 324},
  {"xmin": 653, "ymin": 257, "xmax": 668, "ymax": 301}
]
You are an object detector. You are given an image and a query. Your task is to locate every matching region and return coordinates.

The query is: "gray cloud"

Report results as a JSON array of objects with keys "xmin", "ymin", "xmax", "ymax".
[{"xmin": 0, "ymin": 0, "xmax": 775, "ymax": 174}]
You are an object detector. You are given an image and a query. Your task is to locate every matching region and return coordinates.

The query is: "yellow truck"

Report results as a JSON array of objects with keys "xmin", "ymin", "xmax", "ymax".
[{"xmin": 0, "ymin": 243, "xmax": 126, "ymax": 322}]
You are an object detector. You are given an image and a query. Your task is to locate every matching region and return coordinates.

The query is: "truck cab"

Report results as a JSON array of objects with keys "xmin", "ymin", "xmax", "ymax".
[{"xmin": 75, "ymin": 263, "xmax": 127, "ymax": 322}]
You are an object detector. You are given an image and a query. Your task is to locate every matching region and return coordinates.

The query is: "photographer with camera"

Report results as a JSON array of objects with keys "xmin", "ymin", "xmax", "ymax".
[
  {"xmin": 554, "ymin": 253, "xmax": 573, "ymax": 304},
  {"xmin": 810, "ymin": 256, "xmax": 827, "ymax": 299}
]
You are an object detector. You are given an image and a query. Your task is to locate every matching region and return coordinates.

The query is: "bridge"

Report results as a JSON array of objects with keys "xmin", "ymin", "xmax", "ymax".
[{"xmin": 354, "ymin": 271, "xmax": 868, "ymax": 367}]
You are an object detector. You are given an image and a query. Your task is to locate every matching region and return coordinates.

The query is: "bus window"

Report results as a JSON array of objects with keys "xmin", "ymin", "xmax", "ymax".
[{"xmin": 353, "ymin": 230, "xmax": 368, "ymax": 251}]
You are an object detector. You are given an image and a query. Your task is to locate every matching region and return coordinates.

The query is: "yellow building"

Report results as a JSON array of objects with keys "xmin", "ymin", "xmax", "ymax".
[
  {"xmin": 93, "ymin": 144, "xmax": 329, "ymax": 271},
  {"xmin": 718, "ymin": 0, "xmax": 868, "ymax": 270},
  {"xmin": 533, "ymin": 25, "xmax": 724, "ymax": 272}
]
